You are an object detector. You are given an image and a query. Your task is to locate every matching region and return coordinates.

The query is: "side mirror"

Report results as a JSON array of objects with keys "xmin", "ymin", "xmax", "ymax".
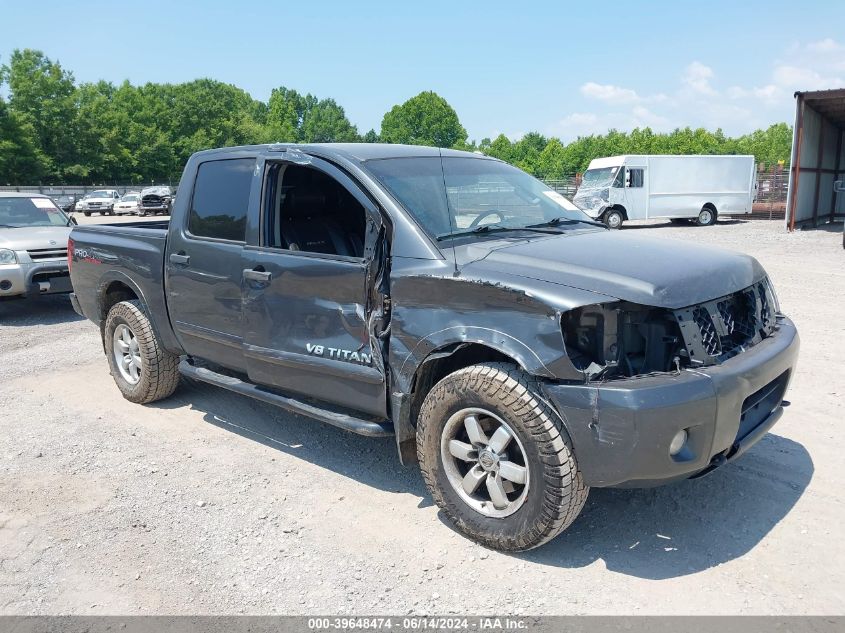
[
  {"xmin": 834, "ymin": 180, "xmax": 845, "ymax": 193},
  {"xmin": 70, "ymin": 216, "xmax": 78, "ymax": 226},
  {"xmin": 624, "ymin": 171, "xmax": 631, "ymax": 187}
]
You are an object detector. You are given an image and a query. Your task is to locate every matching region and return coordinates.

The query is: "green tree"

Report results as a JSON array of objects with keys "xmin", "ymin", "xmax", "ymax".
[
  {"xmin": 0, "ymin": 93, "xmax": 48, "ymax": 183},
  {"xmin": 362, "ymin": 129, "xmax": 380, "ymax": 143},
  {"xmin": 2, "ymin": 49, "xmax": 78, "ymax": 180},
  {"xmin": 380, "ymin": 91, "xmax": 467, "ymax": 147},
  {"xmin": 301, "ymin": 98, "xmax": 359, "ymax": 143}
]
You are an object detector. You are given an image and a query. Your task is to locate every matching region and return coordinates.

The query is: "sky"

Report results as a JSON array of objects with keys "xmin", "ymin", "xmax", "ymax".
[{"xmin": 1, "ymin": 0, "xmax": 843, "ymax": 142}]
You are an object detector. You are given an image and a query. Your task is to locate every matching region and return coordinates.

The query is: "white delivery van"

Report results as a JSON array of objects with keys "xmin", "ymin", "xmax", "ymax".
[{"xmin": 573, "ymin": 154, "xmax": 757, "ymax": 228}]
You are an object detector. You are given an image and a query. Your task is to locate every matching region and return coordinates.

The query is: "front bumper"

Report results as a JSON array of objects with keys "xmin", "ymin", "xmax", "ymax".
[
  {"xmin": 0, "ymin": 261, "xmax": 72, "ymax": 298},
  {"xmin": 542, "ymin": 316, "xmax": 799, "ymax": 487},
  {"xmin": 139, "ymin": 205, "xmax": 169, "ymax": 213},
  {"xmin": 78, "ymin": 205, "xmax": 112, "ymax": 213}
]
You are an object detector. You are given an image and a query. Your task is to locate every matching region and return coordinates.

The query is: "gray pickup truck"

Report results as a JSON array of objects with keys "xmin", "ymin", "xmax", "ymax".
[{"xmin": 68, "ymin": 143, "xmax": 799, "ymax": 551}]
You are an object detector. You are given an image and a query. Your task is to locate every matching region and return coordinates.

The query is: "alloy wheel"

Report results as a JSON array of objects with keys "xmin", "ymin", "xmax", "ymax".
[
  {"xmin": 440, "ymin": 408, "xmax": 530, "ymax": 518},
  {"xmin": 113, "ymin": 323, "xmax": 142, "ymax": 384}
]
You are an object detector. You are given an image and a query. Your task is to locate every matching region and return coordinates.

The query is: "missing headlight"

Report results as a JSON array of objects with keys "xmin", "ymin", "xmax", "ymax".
[{"xmin": 562, "ymin": 303, "xmax": 688, "ymax": 381}]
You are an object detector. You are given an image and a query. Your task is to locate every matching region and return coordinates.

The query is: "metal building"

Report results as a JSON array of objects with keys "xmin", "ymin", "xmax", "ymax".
[
  {"xmin": 786, "ymin": 88, "xmax": 845, "ymax": 231},
  {"xmin": 786, "ymin": 89, "xmax": 845, "ymax": 230}
]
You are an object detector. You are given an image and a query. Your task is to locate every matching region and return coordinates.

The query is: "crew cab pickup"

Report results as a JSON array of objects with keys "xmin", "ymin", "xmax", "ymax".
[{"xmin": 68, "ymin": 143, "xmax": 799, "ymax": 551}]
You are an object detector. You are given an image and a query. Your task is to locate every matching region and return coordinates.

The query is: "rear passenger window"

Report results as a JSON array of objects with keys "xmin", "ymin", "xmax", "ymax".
[{"xmin": 189, "ymin": 158, "xmax": 254, "ymax": 241}]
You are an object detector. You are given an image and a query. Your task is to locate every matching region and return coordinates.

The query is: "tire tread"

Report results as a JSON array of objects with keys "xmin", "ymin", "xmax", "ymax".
[{"xmin": 417, "ymin": 362, "xmax": 588, "ymax": 551}]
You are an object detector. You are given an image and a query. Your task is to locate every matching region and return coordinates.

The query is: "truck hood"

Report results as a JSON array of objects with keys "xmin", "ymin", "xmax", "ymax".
[
  {"xmin": 0, "ymin": 226, "xmax": 72, "ymax": 251},
  {"xmin": 454, "ymin": 230, "xmax": 766, "ymax": 309}
]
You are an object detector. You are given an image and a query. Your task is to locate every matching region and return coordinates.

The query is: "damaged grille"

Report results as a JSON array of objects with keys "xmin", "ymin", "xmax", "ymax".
[
  {"xmin": 693, "ymin": 306, "xmax": 720, "ymax": 356},
  {"xmin": 675, "ymin": 280, "xmax": 778, "ymax": 365}
]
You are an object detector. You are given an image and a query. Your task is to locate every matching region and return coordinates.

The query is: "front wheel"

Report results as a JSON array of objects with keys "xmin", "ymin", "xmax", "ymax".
[
  {"xmin": 417, "ymin": 363, "xmax": 588, "ymax": 551},
  {"xmin": 603, "ymin": 209, "xmax": 624, "ymax": 229},
  {"xmin": 104, "ymin": 300, "xmax": 180, "ymax": 404}
]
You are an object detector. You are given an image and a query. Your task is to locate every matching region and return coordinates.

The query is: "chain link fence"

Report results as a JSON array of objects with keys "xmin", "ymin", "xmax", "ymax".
[{"xmin": 2, "ymin": 166, "xmax": 788, "ymax": 220}]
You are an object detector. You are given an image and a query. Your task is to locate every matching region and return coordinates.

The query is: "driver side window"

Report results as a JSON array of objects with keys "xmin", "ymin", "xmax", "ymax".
[
  {"xmin": 264, "ymin": 164, "xmax": 367, "ymax": 258},
  {"xmin": 613, "ymin": 167, "xmax": 625, "ymax": 188}
]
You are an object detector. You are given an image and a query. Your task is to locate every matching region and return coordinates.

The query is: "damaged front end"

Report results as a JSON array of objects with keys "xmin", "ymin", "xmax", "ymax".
[
  {"xmin": 572, "ymin": 186, "xmax": 610, "ymax": 218},
  {"xmin": 562, "ymin": 278, "xmax": 781, "ymax": 382}
]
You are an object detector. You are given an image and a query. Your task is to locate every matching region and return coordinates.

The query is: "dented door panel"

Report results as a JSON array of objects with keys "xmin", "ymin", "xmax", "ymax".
[{"xmin": 242, "ymin": 248, "xmax": 387, "ymax": 416}]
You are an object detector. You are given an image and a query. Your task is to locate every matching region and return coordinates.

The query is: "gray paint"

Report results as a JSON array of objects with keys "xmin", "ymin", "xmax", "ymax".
[{"xmin": 69, "ymin": 143, "xmax": 799, "ymax": 486}]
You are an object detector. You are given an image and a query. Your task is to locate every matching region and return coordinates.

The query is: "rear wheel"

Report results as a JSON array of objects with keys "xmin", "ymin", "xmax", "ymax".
[
  {"xmin": 603, "ymin": 209, "xmax": 624, "ymax": 229},
  {"xmin": 84, "ymin": 212, "xmax": 91, "ymax": 217},
  {"xmin": 104, "ymin": 300, "xmax": 180, "ymax": 404},
  {"xmin": 417, "ymin": 363, "xmax": 588, "ymax": 551},
  {"xmin": 696, "ymin": 206, "xmax": 717, "ymax": 226}
]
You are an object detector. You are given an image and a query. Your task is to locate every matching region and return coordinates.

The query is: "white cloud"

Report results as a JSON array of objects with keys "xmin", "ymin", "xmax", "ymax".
[
  {"xmin": 772, "ymin": 65, "xmax": 842, "ymax": 91},
  {"xmin": 580, "ymin": 82, "xmax": 641, "ymax": 103},
  {"xmin": 542, "ymin": 38, "xmax": 845, "ymax": 141},
  {"xmin": 682, "ymin": 61, "xmax": 716, "ymax": 95},
  {"xmin": 807, "ymin": 38, "xmax": 842, "ymax": 54}
]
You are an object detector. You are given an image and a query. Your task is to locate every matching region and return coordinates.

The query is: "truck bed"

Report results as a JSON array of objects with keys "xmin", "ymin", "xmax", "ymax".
[{"xmin": 69, "ymin": 219, "xmax": 180, "ymax": 352}]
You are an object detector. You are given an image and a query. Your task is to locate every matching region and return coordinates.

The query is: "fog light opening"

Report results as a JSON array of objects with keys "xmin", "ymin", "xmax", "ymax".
[{"xmin": 669, "ymin": 429, "xmax": 689, "ymax": 456}]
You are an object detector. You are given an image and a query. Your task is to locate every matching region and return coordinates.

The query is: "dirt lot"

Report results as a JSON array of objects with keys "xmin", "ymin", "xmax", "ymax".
[{"xmin": 1, "ymin": 216, "xmax": 843, "ymax": 615}]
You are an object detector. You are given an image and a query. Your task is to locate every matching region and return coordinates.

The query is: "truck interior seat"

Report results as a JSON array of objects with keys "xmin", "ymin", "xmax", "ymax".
[
  {"xmin": 273, "ymin": 165, "xmax": 367, "ymax": 258},
  {"xmin": 279, "ymin": 186, "xmax": 354, "ymax": 256}
]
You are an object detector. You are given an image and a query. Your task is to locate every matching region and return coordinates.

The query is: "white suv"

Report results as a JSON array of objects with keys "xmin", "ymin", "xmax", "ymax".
[{"xmin": 75, "ymin": 189, "xmax": 120, "ymax": 216}]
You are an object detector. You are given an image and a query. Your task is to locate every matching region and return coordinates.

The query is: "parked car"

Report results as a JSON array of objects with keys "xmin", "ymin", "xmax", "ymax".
[
  {"xmin": 52, "ymin": 194, "xmax": 79, "ymax": 213},
  {"xmin": 138, "ymin": 186, "xmax": 173, "ymax": 216},
  {"xmin": 114, "ymin": 192, "xmax": 141, "ymax": 215},
  {"xmin": 68, "ymin": 143, "xmax": 798, "ymax": 551},
  {"xmin": 76, "ymin": 189, "xmax": 120, "ymax": 216},
  {"xmin": 573, "ymin": 155, "xmax": 757, "ymax": 228},
  {"xmin": 0, "ymin": 192, "xmax": 76, "ymax": 300}
]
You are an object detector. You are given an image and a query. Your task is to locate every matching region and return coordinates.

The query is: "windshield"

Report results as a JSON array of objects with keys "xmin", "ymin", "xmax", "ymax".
[
  {"xmin": 366, "ymin": 156, "xmax": 589, "ymax": 239},
  {"xmin": 122, "ymin": 194, "xmax": 139, "ymax": 202},
  {"xmin": 580, "ymin": 167, "xmax": 621, "ymax": 190},
  {"xmin": 0, "ymin": 197, "xmax": 70, "ymax": 228},
  {"xmin": 90, "ymin": 190, "xmax": 113, "ymax": 198}
]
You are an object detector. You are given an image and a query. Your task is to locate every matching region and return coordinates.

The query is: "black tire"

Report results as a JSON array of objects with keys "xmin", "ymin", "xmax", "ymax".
[
  {"xmin": 104, "ymin": 300, "xmax": 180, "ymax": 404},
  {"xmin": 84, "ymin": 212, "xmax": 91, "ymax": 217},
  {"xmin": 696, "ymin": 206, "xmax": 717, "ymax": 226},
  {"xmin": 417, "ymin": 363, "xmax": 588, "ymax": 551},
  {"xmin": 138, "ymin": 210, "xmax": 146, "ymax": 217},
  {"xmin": 602, "ymin": 209, "xmax": 624, "ymax": 229}
]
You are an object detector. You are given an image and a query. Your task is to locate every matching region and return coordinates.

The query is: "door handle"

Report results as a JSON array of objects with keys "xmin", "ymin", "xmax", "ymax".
[
  {"xmin": 169, "ymin": 253, "xmax": 190, "ymax": 265},
  {"xmin": 243, "ymin": 268, "xmax": 272, "ymax": 282}
]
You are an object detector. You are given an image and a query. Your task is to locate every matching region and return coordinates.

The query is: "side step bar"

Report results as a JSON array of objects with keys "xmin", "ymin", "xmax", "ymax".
[{"xmin": 179, "ymin": 360, "xmax": 393, "ymax": 438}]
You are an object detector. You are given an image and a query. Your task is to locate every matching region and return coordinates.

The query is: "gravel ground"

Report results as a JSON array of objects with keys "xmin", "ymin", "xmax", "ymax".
[{"xmin": 0, "ymin": 216, "xmax": 843, "ymax": 615}]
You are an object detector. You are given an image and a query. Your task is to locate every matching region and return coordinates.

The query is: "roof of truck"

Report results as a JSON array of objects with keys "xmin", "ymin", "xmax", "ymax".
[
  {"xmin": 193, "ymin": 143, "xmax": 494, "ymax": 163},
  {"xmin": 588, "ymin": 154, "xmax": 755, "ymax": 169}
]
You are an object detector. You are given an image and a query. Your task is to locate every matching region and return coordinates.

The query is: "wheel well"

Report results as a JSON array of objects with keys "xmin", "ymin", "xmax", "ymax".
[
  {"xmin": 606, "ymin": 205, "xmax": 627, "ymax": 220},
  {"xmin": 702, "ymin": 202, "xmax": 717, "ymax": 214},
  {"xmin": 100, "ymin": 281, "xmax": 138, "ymax": 322},
  {"xmin": 409, "ymin": 344, "xmax": 515, "ymax": 428}
]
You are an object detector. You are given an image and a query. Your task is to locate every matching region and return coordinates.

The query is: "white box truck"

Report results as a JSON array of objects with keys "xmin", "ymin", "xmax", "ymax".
[{"xmin": 573, "ymin": 154, "xmax": 757, "ymax": 228}]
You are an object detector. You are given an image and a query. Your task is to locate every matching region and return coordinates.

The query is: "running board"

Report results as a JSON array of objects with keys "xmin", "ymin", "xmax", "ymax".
[{"xmin": 178, "ymin": 360, "xmax": 393, "ymax": 438}]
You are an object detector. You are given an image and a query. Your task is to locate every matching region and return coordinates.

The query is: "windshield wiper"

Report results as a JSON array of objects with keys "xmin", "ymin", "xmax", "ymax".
[
  {"xmin": 527, "ymin": 217, "xmax": 607, "ymax": 229},
  {"xmin": 436, "ymin": 224, "xmax": 563, "ymax": 241}
]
